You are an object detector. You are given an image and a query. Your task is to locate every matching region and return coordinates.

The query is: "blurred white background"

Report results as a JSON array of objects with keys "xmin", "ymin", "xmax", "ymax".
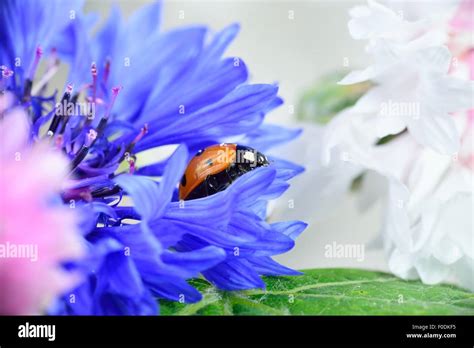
[{"xmin": 85, "ymin": 0, "xmax": 388, "ymax": 272}]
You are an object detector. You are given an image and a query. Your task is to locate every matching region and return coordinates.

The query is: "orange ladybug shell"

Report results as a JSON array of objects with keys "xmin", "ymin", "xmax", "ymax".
[{"xmin": 179, "ymin": 143, "xmax": 237, "ymax": 200}]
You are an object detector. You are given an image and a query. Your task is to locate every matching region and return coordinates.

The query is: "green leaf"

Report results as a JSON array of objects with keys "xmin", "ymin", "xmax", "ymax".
[
  {"xmin": 297, "ymin": 71, "xmax": 371, "ymax": 124},
  {"xmin": 160, "ymin": 269, "xmax": 474, "ymax": 315}
]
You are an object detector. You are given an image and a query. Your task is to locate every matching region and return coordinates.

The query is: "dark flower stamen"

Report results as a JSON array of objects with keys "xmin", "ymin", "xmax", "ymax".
[
  {"xmin": 70, "ymin": 128, "xmax": 97, "ymax": 171},
  {"xmin": 58, "ymin": 92, "xmax": 79, "ymax": 134},
  {"xmin": 47, "ymin": 84, "xmax": 73, "ymax": 137}
]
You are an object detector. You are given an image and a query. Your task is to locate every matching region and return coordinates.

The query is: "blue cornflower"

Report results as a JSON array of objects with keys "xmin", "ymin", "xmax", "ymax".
[{"xmin": 1, "ymin": 0, "xmax": 307, "ymax": 315}]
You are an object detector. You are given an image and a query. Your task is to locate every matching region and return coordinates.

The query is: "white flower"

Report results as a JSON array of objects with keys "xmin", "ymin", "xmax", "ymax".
[
  {"xmin": 319, "ymin": 0, "xmax": 474, "ymax": 290},
  {"xmin": 324, "ymin": 108, "xmax": 473, "ymax": 290},
  {"xmin": 341, "ymin": 0, "xmax": 449, "ymax": 85},
  {"xmin": 382, "ymin": 138, "xmax": 473, "ymax": 290},
  {"xmin": 340, "ymin": 0, "xmax": 473, "ymax": 155}
]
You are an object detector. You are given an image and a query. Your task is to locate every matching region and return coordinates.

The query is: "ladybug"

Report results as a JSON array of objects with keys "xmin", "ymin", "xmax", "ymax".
[{"xmin": 179, "ymin": 143, "xmax": 269, "ymax": 200}]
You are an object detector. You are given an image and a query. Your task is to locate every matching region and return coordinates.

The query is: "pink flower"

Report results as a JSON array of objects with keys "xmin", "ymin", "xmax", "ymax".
[
  {"xmin": 450, "ymin": 0, "xmax": 474, "ymax": 32},
  {"xmin": 0, "ymin": 94, "xmax": 84, "ymax": 314}
]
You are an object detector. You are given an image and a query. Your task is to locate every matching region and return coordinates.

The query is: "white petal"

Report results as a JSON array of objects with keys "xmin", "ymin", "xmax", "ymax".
[
  {"xmin": 388, "ymin": 248, "xmax": 418, "ymax": 279},
  {"xmin": 407, "ymin": 149, "xmax": 451, "ymax": 207},
  {"xmin": 376, "ymin": 114, "xmax": 407, "ymax": 138},
  {"xmin": 403, "ymin": 30, "xmax": 447, "ymax": 53},
  {"xmin": 348, "ymin": 0, "xmax": 406, "ymax": 40},
  {"xmin": 434, "ymin": 193, "xmax": 474, "ymax": 259},
  {"xmin": 338, "ymin": 66, "xmax": 376, "ymax": 85},
  {"xmin": 432, "ymin": 237, "xmax": 463, "ymax": 265},
  {"xmin": 414, "ymin": 256, "xmax": 451, "ymax": 285},
  {"xmin": 451, "ymin": 257, "xmax": 474, "ymax": 291},
  {"xmin": 321, "ymin": 110, "xmax": 353, "ymax": 165},
  {"xmin": 0, "ymin": 107, "xmax": 30, "ymax": 158},
  {"xmin": 407, "ymin": 114, "xmax": 460, "ymax": 155},
  {"xmin": 353, "ymin": 85, "xmax": 388, "ymax": 113},
  {"xmin": 356, "ymin": 170, "xmax": 387, "ymax": 211},
  {"xmin": 385, "ymin": 178, "xmax": 412, "ymax": 251},
  {"xmin": 426, "ymin": 75, "xmax": 474, "ymax": 113},
  {"xmin": 412, "ymin": 46, "xmax": 451, "ymax": 73}
]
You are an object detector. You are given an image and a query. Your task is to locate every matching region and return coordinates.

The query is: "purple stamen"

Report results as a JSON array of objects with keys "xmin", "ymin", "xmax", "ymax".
[
  {"xmin": 131, "ymin": 123, "xmax": 149, "ymax": 146},
  {"xmin": 28, "ymin": 46, "xmax": 43, "ymax": 81},
  {"xmin": 90, "ymin": 62, "xmax": 98, "ymax": 103},
  {"xmin": 128, "ymin": 157, "xmax": 136, "ymax": 174},
  {"xmin": 1, "ymin": 66, "xmax": 14, "ymax": 79},
  {"xmin": 1, "ymin": 66, "xmax": 13, "ymax": 92},
  {"xmin": 104, "ymin": 86, "xmax": 122, "ymax": 120},
  {"xmin": 103, "ymin": 58, "xmax": 111, "ymax": 84}
]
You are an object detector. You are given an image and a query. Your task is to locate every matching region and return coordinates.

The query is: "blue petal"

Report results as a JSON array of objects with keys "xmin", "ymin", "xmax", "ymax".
[
  {"xmin": 155, "ymin": 144, "xmax": 188, "ymax": 216},
  {"xmin": 160, "ymin": 167, "xmax": 277, "ymax": 248},
  {"xmin": 141, "ymin": 56, "xmax": 249, "ymax": 128},
  {"xmin": 96, "ymin": 250, "xmax": 144, "ymax": 298},
  {"xmin": 113, "ymin": 174, "xmax": 161, "ymax": 222},
  {"xmin": 271, "ymin": 156, "xmax": 305, "ymax": 181},
  {"xmin": 112, "ymin": 26, "xmax": 208, "ymax": 122},
  {"xmin": 0, "ymin": 0, "xmax": 85, "ymax": 78},
  {"xmin": 94, "ymin": 250, "xmax": 157, "ymax": 315},
  {"xmin": 123, "ymin": 1, "xmax": 162, "ymax": 50},
  {"xmin": 135, "ymin": 24, "xmax": 246, "ymax": 128},
  {"xmin": 271, "ymin": 221, "xmax": 308, "ymax": 241},
  {"xmin": 90, "ymin": 4, "xmax": 123, "ymax": 77},
  {"xmin": 260, "ymin": 178, "xmax": 290, "ymax": 200},
  {"xmin": 247, "ymin": 256, "xmax": 302, "ymax": 276},
  {"xmin": 232, "ymin": 167, "xmax": 276, "ymax": 204},
  {"xmin": 52, "ymin": 12, "xmax": 98, "ymax": 86},
  {"xmin": 242, "ymin": 124, "xmax": 302, "ymax": 152},
  {"xmin": 228, "ymin": 214, "xmax": 295, "ymax": 256},
  {"xmin": 113, "ymin": 144, "xmax": 186, "ymax": 221},
  {"xmin": 136, "ymin": 84, "xmax": 279, "ymax": 150},
  {"xmin": 203, "ymin": 258, "xmax": 265, "ymax": 290},
  {"xmin": 197, "ymin": 23, "xmax": 240, "ymax": 67},
  {"xmin": 52, "ymin": 239, "xmax": 158, "ymax": 315},
  {"xmin": 160, "ymin": 246, "xmax": 226, "ymax": 278},
  {"xmin": 248, "ymin": 200, "xmax": 268, "ymax": 220},
  {"xmin": 147, "ymin": 278, "xmax": 202, "ymax": 303}
]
